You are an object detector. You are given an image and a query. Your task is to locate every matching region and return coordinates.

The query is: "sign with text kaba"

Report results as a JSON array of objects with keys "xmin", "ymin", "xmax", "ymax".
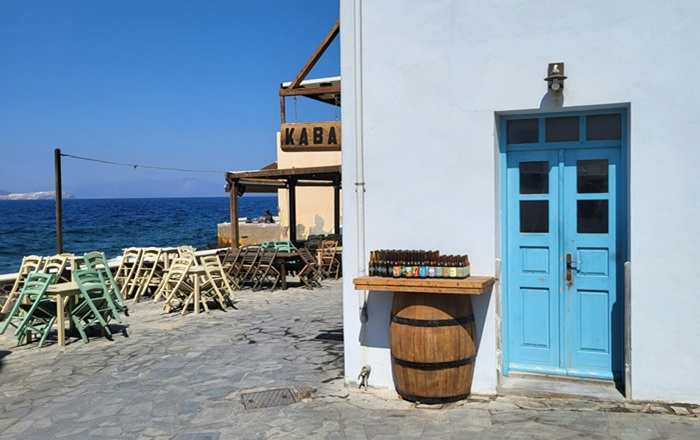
[{"xmin": 280, "ymin": 122, "xmax": 341, "ymax": 152}]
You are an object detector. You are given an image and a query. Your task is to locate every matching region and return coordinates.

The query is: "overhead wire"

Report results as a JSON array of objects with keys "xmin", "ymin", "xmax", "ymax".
[{"xmin": 60, "ymin": 153, "xmax": 224, "ymax": 174}]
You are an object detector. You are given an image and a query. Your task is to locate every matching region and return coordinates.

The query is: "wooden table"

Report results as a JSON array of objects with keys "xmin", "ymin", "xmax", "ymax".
[
  {"xmin": 188, "ymin": 265, "xmax": 207, "ymax": 315},
  {"xmin": 352, "ymin": 275, "xmax": 496, "ymax": 403},
  {"xmin": 353, "ymin": 276, "xmax": 496, "ymax": 295},
  {"xmin": 46, "ymin": 281, "xmax": 81, "ymax": 347},
  {"xmin": 273, "ymin": 251, "xmax": 300, "ymax": 290}
]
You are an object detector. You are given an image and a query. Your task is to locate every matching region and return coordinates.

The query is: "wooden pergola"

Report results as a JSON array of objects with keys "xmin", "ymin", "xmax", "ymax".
[
  {"xmin": 225, "ymin": 165, "xmax": 341, "ymax": 248},
  {"xmin": 279, "ymin": 20, "xmax": 340, "ymax": 123}
]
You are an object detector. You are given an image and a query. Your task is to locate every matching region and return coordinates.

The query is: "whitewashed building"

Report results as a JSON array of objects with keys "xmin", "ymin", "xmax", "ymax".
[{"xmin": 340, "ymin": 0, "xmax": 700, "ymax": 404}]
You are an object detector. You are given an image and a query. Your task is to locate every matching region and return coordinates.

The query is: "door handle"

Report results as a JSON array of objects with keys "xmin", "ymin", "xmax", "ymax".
[{"xmin": 565, "ymin": 253, "xmax": 576, "ymax": 287}]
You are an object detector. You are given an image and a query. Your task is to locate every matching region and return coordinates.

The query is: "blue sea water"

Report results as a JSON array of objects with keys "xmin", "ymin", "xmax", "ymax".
[{"xmin": 0, "ymin": 196, "xmax": 277, "ymax": 275}]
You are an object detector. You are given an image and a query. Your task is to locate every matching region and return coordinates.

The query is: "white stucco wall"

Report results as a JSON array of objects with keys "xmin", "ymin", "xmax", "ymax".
[{"xmin": 341, "ymin": 0, "xmax": 700, "ymax": 403}]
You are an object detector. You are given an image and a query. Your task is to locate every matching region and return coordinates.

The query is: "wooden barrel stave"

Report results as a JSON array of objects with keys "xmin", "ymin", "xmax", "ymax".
[{"xmin": 390, "ymin": 292, "xmax": 475, "ymax": 403}]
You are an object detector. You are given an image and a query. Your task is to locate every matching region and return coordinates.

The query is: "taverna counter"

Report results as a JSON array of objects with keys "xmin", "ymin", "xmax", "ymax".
[{"xmin": 353, "ymin": 276, "xmax": 496, "ymax": 403}]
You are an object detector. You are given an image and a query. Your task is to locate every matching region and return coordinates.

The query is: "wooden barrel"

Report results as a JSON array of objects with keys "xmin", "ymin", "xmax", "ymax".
[{"xmin": 390, "ymin": 292, "xmax": 475, "ymax": 403}]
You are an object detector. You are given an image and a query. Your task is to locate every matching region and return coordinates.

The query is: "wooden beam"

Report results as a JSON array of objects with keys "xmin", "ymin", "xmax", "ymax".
[
  {"xmin": 288, "ymin": 179, "xmax": 297, "ymax": 245},
  {"xmin": 237, "ymin": 185, "xmax": 278, "ymax": 194},
  {"xmin": 279, "ymin": 95, "xmax": 286, "ymax": 124},
  {"xmin": 295, "ymin": 181, "xmax": 336, "ymax": 187},
  {"xmin": 229, "ymin": 181, "xmax": 240, "ymax": 248},
  {"xmin": 334, "ymin": 183, "xmax": 340, "ymax": 236},
  {"xmin": 227, "ymin": 165, "xmax": 340, "ymax": 180},
  {"xmin": 289, "ymin": 21, "xmax": 340, "ymax": 90},
  {"xmin": 238, "ymin": 178, "xmax": 286, "ymax": 188},
  {"xmin": 279, "ymin": 84, "xmax": 340, "ymax": 97}
]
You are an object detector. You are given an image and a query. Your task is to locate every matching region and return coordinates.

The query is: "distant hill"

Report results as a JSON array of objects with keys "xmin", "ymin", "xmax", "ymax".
[{"xmin": 0, "ymin": 191, "xmax": 73, "ymax": 200}]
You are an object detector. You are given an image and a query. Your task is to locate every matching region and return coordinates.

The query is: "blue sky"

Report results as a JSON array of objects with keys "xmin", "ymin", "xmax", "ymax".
[{"xmin": 0, "ymin": 1, "xmax": 339, "ymax": 198}]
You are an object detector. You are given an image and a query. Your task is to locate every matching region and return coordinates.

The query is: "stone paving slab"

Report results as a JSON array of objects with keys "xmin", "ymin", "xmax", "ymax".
[{"xmin": 1, "ymin": 279, "xmax": 699, "ymax": 439}]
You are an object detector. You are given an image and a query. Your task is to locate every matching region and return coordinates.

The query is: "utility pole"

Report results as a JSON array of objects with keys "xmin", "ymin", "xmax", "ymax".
[{"xmin": 54, "ymin": 148, "xmax": 64, "ymax": 254}]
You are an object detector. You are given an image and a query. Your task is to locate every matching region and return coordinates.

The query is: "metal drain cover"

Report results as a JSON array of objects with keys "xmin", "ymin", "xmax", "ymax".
[{"xmin": 241, "ymin": 387, "xmax": 299, "ymax": 410}]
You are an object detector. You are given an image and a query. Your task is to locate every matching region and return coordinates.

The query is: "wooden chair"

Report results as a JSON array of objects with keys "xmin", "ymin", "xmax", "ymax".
[
  {"xmin": 252, "ymin": 250, "xmax": 280, "ymax": 291},
  {"xmin": 69, "ymin": 255, "xmax": 90, "ymax": 273},
  {"xmin": 222, "ymin": 247, "xmax": 245, "ymax": 290},
  {"xmin": 158, "ymin": 258, "xmax": 194, "ymax": 313},
  {"xmin": 126, "ymin": 247, "xmax": 162, "ymax": 302},
  {"xmin": 200, "ymin": 255, "xmax": 235, "ymax": 308},
  {"xmin": 114, "ymin": 247, "xmax": 142, "ymax": 295},
  {"xmin": 319, "ymin": 240, "xmax": 341, "ymax": 279},
  {"xmin": 177, "ymin": 246, "xmax": 197, "ymax": 261},
  {"xmin": 237, "ymin": 247, "xmax": 261, "ymax": 287},
  {"xmin": 298, "ymin": 248, "xmax": 323, "ymax": 289},
  {"xmin": 0, "ymin": 272, "xmax": 55, "ymax": 347},
  {"xmin": 42, "ymin": 255, "xmax": 69, "ymax": 283},
  {"xmin": 72, "ymin": 269, "xmax": 122, "ymax": 343},
  {"xmin": 0, "ymin": 255, "xmax": 44, "ymax": 315},
  {"xmin": 84, "ymin": 251, "xmax": 128, "ymax": 316}
]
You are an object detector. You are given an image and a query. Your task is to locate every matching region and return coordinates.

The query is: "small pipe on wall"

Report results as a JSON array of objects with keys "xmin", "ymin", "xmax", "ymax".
[{"xmin": 353, "ymin": 0, "xmax": 371, "ymax": 382}]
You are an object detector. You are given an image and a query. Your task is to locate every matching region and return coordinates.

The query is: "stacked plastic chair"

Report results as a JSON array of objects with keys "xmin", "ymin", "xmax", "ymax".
[
  {"xmin": 71, "ymin": 269, "xmax": 125, "ymax": 343},
  {"xmin": 84, "ymin": 251, "xmax": 129, "ymax": 316},
  {"xmin": 0, "ymin": 255, "xmax": 44, "ymax": 316},
  {"xmin": 0, "ymin": 272, "xmax": 56, "ymax": 347}
]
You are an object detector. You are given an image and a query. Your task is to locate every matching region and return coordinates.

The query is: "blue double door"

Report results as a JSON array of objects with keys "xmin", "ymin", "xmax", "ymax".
[{"xmin": 504, "ymin": 113, "xmax": 625, "ymax": 380}]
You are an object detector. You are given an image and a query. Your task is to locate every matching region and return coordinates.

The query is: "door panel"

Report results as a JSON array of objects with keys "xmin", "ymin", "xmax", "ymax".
[
  {"xmin": 506, "ymin": 151, "xmax": 561, "ymax": 373},
  {"xmin": 563, "ymin": 148, "xmax": 620, "ymax": 379}
]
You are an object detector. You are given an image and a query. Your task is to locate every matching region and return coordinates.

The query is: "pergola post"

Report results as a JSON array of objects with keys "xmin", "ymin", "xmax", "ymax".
[
  {"xmin": 229, "ymin": 179, "xmax": 240, "ymax": 248},
  {"xmin": 279, "ymin": 95, "xmax": 286, "ymax": 124},
  {"xmin": 288, "ymin": 179, "xmax": 297, "ymax": 245},
  {"xmin": 333, "ymin": 181, "xmax": 341, "ymax": 236}
]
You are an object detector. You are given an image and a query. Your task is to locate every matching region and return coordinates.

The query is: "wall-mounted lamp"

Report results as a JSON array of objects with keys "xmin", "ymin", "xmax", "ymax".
[{"xmin": 545, "ymin": 62, "xmax": 567, "ymax": 92}]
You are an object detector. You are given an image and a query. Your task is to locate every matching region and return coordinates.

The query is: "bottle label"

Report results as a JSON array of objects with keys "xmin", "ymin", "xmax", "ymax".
[{"xmin": 449, "ymin": 267, "xmax": 457, "ymax": 278}]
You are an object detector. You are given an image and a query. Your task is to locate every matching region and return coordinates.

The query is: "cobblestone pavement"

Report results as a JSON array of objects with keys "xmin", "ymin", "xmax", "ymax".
[{"xmin": 1, "ymin": 279, "xmax": 699, "ymax": 439}]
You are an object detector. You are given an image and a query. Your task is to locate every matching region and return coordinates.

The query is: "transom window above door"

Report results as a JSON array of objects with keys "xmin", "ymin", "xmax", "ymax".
[{"xmin": 506, "ymin": 113, "xmax": 622, "ymax": 145}]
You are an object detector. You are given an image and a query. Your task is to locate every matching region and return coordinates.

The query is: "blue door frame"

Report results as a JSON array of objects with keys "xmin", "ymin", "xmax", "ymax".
[{"xmin": 499, "ymin": 108, "xmax": 629, "ymax": 381}]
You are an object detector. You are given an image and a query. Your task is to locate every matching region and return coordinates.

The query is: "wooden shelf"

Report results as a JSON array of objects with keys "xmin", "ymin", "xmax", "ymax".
[{"xmin": 353, "ymin": 276, "xmax": 496, "ymax": 295}]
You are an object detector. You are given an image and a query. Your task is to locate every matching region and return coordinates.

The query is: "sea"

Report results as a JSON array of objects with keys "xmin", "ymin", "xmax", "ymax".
[{"xmin": 0, "ymin": 196, "xmax": 278, "ymax": 275}]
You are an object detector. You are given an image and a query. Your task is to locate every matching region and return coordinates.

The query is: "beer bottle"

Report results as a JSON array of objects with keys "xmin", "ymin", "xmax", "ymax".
[
  {"xmin": 379, "ymin": 250, "xmax": 387, "ymax": 277},
  {"xmin": 413, "ymin": 251, "xmax": 420, "ymax": 278},
  {"xmin": 392, "ymin": 250, "xmax": 401, "ymax": 278},
  {"xmin": 400, "ymin": 251, "xmax": 407, "ymax": 278},
  {"xmin": 427, "ymin": 251, "xmax": 435, "ymax": 278}
]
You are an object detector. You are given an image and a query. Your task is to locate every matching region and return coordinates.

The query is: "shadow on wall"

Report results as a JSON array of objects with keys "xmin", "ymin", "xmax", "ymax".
[
  {"xmin": 540, "ymin": 89, "xmax": 564, "ymax": 111},
  {"xmin": 310, "ymin": 215, "xmax": 326, "ymax": 236},
  {"xmin": 294, "ymin": 216, "xmax": 328, "ymax": 241},
  {"xmin": 358, "ymin": 285, "xmax": 495, "ymax": 353},
  {"xmin": 359, "ymin": 292, "xmax": 392, "ymax": 349}
]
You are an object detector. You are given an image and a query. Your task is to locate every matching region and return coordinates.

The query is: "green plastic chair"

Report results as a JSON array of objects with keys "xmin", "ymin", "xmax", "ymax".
[
  {"xmin": 71, "ymin": 269, "xmax": 123, "ymax": 343},
  {"xmin": 274, "ymin": 240, "xmax": 296, "ymax": 252},
  {"xmin": 0, "ymin": 272, "xmax": 56, "ymax": 347},
  {"xmin": 84, "ymin": 251, "xmax": 128, "ymax": 316}
]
